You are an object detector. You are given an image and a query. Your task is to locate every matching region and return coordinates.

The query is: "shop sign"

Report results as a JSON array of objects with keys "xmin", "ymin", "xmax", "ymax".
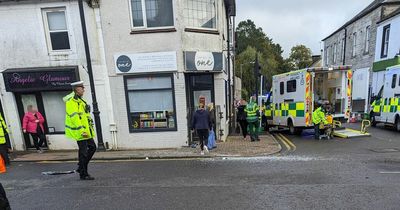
[
  {"xmin": 3, "ymin": 67, "xmax": 79, "ymax": 92},
  {"xmin": 185, "ymin": 51, "xmax": 223, "ymax": 71},
  {"xmin": 114, "ymin": 51, "xmax": 177, "ymax": 74}
]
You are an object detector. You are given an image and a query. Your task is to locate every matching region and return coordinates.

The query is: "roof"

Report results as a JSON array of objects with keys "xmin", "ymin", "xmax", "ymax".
[
  {"xmin": 322, "ymin": 0, "xmax": 400, "ymax": 41},
  {"xmin": 377, "ymin": 6, "xmax": 400, "ymax": 24}
]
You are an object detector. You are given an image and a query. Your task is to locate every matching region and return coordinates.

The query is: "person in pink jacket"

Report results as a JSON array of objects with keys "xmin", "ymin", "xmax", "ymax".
[{"xmin": 22, "ymin": 105, "xmax": 46, "ymax": 153}]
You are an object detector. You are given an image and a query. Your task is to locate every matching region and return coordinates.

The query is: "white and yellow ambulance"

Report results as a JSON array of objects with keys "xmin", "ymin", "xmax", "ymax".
[
  {"xmin": 265, "ymin": 66, "xmax": 353, "ymax": 134},
  {"xmin": 370, "ymin": 65, "xmax": 400, "ymax": 131}
]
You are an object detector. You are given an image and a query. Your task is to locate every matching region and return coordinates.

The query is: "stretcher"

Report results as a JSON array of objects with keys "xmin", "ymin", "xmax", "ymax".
[{"xmin": 332, "ymin": 120, "xmax": 371, "ymax": 138}]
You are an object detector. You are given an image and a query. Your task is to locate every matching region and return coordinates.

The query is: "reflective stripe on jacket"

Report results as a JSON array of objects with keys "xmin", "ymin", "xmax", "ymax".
[
  {"xmin": 312, "ymin": 107, "xmax": 328, "ymax": 125},
  {"xmin": 64, "ymin": 94, "xmax": 95, "ymax": 141},
  {"xmin": 245, "ymin": 102, "xmax": 259, "ymax": 122},
  {"xmin": 0, "ymin": 113, "xmax": 9, "ymax": 145}
]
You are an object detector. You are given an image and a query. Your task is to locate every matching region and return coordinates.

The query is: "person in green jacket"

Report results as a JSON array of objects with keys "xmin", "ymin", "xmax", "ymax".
[
  {"xmin": 0, "ymin": 113, "xmax": 10, "ymax": 166},
  {"xmin": 312, "ymin": 102, "xmax": 328, "ymax": 140},
  {"xmin": 245, "ymin": 96, "xmax": 260, "ymax": 141},
  {"xmin": 64, "ymin": 81, "xmax": 96, "ymax": 180}
]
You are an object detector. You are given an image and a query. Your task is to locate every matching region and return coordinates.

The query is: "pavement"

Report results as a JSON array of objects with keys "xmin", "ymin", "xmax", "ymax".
[{"xmin": 10, "ymin": 134, "xmax": 281, "ymax": 162}]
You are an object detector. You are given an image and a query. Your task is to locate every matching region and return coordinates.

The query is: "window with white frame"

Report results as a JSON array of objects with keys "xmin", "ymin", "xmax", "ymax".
[
  {"xmin": 42, "ymin": 8, "xmax": 70, "ymax": 51},
  {"xmin": 184, "ymin": 0, "xmax": 217, "ymax": 29},
  {"xmin": 130, "ymin": 0, "xmax": 174, "ymax": 28},
  {"xmin": 352, "ymin": 33, "xmax": 357, "ymax": 57},
  {"xmin": 364, "ymin": 26, "xmax": 370, "ymax": 53},
  {"xmin": 333, "ymin": 43, "xmax": 337, "ymax": 63},
  {"xmin": 325, "ymin": 46, "xmax": 329, "ymax": 66},
  {"xmin": 381, "ymin": 24, "xmax": 390, "ymax": 58},
  {"xmin": 341, "ymin": 37, "xmax": 345, "ymax": 62}
]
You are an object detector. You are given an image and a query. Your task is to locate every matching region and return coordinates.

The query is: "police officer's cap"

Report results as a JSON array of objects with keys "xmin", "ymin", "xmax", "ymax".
[{"xmin": 71, "ymin": 81, "xmax": 84, "ymax": 88}]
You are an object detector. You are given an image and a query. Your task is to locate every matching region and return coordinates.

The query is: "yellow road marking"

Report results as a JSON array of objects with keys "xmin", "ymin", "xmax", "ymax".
[
  {"xmin": 275, "ymin": 134, "xmax": 291, "ymax": 152},
  {"xmin": 278, "ymin": 133, "xmax": 297, "ymax": 151}
]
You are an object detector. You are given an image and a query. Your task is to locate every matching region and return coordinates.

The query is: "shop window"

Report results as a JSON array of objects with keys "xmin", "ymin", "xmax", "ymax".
[
  {"xmin": 280, "ymin": 82, "xmax": 284, "ymax": 95},
  {"xmin": 184, "ymin": 0, "xmax": 217, "ymax": 29},
  {"xmin": 130, "ymin": 0, "xmax": 174, "ymax": 28},
  {"xmin": 125, "ymin": 75, "xmax": 177, "ymax": 132},
  {"xmin": 392, "ymin": 74, "xmax": 397, "ymax": 89},
  {"xmin": 42, "ymin": 8, "xmax": 70, "ymax": 51},
  {"xmin": 42, "ymin": 91, "xmax": 70, "ymax": 133},
  {"xmin": 287, "ymin": 80, "xmax": 296, "ymax": 93},
  {"xmin": 381, "ymin": 24, "xmax": 390, "ymax": 58}
]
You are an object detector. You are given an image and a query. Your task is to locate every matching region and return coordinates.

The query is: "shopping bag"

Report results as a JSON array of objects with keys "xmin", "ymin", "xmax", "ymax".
[{"xmin": 207, "ymin": 129, "xmax": 216, "ymax": 149}]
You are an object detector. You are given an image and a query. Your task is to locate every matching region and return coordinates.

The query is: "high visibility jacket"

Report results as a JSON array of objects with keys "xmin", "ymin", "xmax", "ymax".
[
  {"xmin": 64, "ymin": 93, "xmax": 95, "ymax": 141},
  {"xmin": 312, "ymin": 107, "xmax": 328, "ymax": 125},
  {"xmin": 245, "ymin": 102, "xmax": 259, "ymax": 122},
  {"xmin": 0, "ymin": 113, "xmax": 9, "ymax": 145}
]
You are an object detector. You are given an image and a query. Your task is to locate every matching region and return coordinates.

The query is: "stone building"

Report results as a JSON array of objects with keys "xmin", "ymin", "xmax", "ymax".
[{"xmin": 322, "ymin": 0, "xmax": 400, "ymax": 113}]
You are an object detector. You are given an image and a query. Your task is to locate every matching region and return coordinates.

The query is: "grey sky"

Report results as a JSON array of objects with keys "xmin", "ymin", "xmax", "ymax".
[{"xmin": 236, "ymin": 0, "xmax": 373, "ymax": 57}]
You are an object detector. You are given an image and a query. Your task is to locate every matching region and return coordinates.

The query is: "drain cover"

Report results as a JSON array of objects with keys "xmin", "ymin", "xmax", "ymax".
[{"xmin": 370, "ymin": 148, "xmax": 400, "ymax": 153}]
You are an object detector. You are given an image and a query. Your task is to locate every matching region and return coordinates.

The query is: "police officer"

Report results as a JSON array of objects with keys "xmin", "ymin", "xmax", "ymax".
[
  {"xmin": 245, "ymin": 96, "xmax": 260, "ymax": 141},
  {"xmin": 312, "ymin": 102, "xmax": 328, "ymax": 140},
  {"xmin": 0, "ymin": 113, "xmax": 10, "ymax": 166},
  {"xmin": 64, "ymin": 81, "xmax": 96, "ymax": 180}
]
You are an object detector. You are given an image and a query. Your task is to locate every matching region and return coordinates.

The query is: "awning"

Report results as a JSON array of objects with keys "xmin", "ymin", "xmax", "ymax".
[{"xmin": 372, "ymin": 56, "xmax": 400, "ymax": 72}]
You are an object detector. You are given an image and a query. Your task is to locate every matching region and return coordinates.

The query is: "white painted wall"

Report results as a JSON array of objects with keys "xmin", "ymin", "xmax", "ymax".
[
  {"xmin": 0, "ymin": 1, "xmax": 113, "ymax": 151},
  {"xmin": 375, "ymin": 15, "xmax": 400, "ymax": 62}
]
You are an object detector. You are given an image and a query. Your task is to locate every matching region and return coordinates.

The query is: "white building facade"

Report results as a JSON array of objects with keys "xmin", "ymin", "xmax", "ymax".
[
  {"xmin": 372, "ymin": 9, "xmax": 400, "ymax": 96},
  {"xmin": 99, "ymin": 0, "xmax": 236, "ymax": 149},
  {"xmin": 0, "ymin": 0, "xmax": 114, "ymax": 151}
]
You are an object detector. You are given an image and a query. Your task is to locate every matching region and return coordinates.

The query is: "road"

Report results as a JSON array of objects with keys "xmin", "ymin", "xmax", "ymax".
[{"xmin": 1, "ymin": 123, "xmax": 400, "ymax": 210}]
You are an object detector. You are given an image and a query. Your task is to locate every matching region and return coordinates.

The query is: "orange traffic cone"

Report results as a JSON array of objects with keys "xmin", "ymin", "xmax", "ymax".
[{"xmin": 0, "ymin": 155, "xmax": 6, "ymax": 173}]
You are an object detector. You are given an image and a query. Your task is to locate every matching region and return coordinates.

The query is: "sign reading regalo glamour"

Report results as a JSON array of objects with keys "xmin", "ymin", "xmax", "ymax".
[
  {"xmin": 185, "ymin": 51, "xmax": 223, "ymax": 71},
  {"xmin": 3, "ymin": 67, "xmax": 79, "ymax": 92},
  {"xmin": 114, "ymin": 51, "xmax": 177, "ymax": 74}
]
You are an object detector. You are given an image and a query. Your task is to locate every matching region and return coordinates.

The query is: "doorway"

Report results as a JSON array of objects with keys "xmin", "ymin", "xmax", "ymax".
[
  {"xmin": 0, "ymin": 99, "xmax": 11, "ymax": 149},
  {"xmin": 185, "ymin": 74, "xmax": 215, "ymax": 145}
]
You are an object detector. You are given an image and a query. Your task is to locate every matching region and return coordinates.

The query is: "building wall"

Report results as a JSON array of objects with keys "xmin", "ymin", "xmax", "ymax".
[
  {"xmin": 0, "ymin": 1, "xmax": 112, "ymax": 150},
  {"xmin": 375, "ymin": 15, "xmax": 400, "ymax": 62},
  {"xmin": 99, "ymin": 0, "xmax": 232, "ymax": 149}
]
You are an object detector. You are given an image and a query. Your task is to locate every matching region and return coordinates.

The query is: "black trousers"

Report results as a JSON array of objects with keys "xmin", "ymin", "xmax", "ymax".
[
  {"xmin": 0, "ymin": 183, "xmax": 11, "ymax": 210},
  {"xmin": 30, "ymin": 127, "xmax": 45, "ymax": 150},
  {"xmin": 197, "ymin": 129, "xmax": 209, "ymax": 150},
  {"xmin": 77, "ymin": 138, "xmax": 96, "ymax": 177},
  {"xmin": 238, "ymin": 120, "xmax": 248, "ymax": 138},
  {"xmin": 314, "ymin": 124, "xmax": 321, "ymax": 140},
  {"xmin": 0, "ymin": 144, "xmax": 9, "ymax": 166}
]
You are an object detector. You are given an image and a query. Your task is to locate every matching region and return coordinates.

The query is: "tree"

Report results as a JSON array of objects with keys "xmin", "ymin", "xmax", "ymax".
[{"xmin": 288, "ymin": 45, "xmax": 313, "ymax": 69}]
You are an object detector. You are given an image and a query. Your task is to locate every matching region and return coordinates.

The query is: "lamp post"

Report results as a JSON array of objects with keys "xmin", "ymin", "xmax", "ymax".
[{"xmin": 78, "ymin": 0, "xmax": 105, "ymax": 151}]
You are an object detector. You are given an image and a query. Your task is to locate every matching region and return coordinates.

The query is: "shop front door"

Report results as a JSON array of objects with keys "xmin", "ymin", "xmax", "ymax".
[
  {"xmin": 15, "ymin": 93, "xmax": 48, "ymax": 149},
  {"xmin": 185, "ymin": 74, "xmax": 215, "ymax": 145}
]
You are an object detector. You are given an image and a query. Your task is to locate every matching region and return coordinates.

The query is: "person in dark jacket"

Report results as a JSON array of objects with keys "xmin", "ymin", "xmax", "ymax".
[
  {"xmin": 236, "ymin": 99, "xmax": 248, "ymax": 140},
  {"xmin": 0, "ymin": 183, "xmax": 11, "ymax": 210},
  {"xmin": 191, "ymin": 103, "xmax": 212, "ymax": 155}
]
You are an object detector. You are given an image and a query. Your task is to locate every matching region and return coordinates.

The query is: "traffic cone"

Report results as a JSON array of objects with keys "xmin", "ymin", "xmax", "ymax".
[{"xmin": 0, "ymin": 155, "xmax": 6, "ymax": 173}]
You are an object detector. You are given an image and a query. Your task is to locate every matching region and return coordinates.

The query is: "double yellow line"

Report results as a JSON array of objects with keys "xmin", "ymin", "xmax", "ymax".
[{"xmin": 275, "ymin": 133, "xmax": 296, "ymax": 152}]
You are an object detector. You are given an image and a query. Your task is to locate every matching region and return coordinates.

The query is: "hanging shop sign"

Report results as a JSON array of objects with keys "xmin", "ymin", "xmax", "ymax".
[
  {"xmin": 184, "ymin": 51, "xmax": 223, "ymax": 71},
  {"xmin": 114, "ymin": 51, "xmax": 177, "ymax": 74},
  {"xmin": 3, "ymin": 66, "xmax": 79, "ymax": 92}
]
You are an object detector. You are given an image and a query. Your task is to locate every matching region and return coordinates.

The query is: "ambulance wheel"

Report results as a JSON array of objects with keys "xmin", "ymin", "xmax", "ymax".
[
  {"xmin": 395, "ymin": 116, "xmax": 400, "ymax": 132},
  {"xmin": 288, "ymin": 120, "xmax": 301, "ymax": 135}
]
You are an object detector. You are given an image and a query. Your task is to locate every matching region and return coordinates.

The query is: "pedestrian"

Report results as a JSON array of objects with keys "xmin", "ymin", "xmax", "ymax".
[
  {"xmin": 64, "ymin": 81, "xmax": 96, "ymax": 180},
  {"xmin": 245, "ymin": 96, "xmax": 260, "ymax": 141},
  {"xmin": 237, "ymin": 99, "xmax": 248, "ymax": 140},
  {"xmin": 0, "ymin": 183, "xmax": 11, "ymax": 210},
  {"xmin": 0, "ymin": 113, "xmax": 10, "ymax": 166},
  {"xmin": 191, "ymin": 102, "xmax": 212, "ymax": 155},
  {"xmin": 312, "ymin": 102, "xmax": 328, "ymax": 140},
  {"xmin": 22, "ymin": 105, "xmax": 46, "ymax": 153}
]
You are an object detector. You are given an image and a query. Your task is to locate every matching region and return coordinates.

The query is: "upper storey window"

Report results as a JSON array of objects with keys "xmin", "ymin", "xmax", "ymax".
[
  {"xmin": 184, "ymin": 0, "xmax": 217, "ymax": 29},
  {"xmin": 130, "ymin": 0, "xmax": 174, "ymax": 28}
]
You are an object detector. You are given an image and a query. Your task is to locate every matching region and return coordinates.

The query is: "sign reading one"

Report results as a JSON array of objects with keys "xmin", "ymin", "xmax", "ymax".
[
  {"xmin": 114, "ymin": 51, "xmax": 177, "ymax": 74},
  {"xmin": 3, "ymin": 67, "xmax": 79, "ymax": 92},
  {"xmin": 185, "ymin": 51, "xmax": 223, "ymax": 71}
]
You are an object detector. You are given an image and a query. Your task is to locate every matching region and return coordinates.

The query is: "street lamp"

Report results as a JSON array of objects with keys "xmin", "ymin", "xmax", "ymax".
[{"xmin": 78, "ymin": 0, "xmax": 105, "ymax": 151}]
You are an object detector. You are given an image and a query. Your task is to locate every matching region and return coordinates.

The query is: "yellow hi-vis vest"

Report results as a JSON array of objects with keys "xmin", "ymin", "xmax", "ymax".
[
  {"xmin": 245, "ymin": 102, "xmax": 259, "ymax": 122},
  {"xmin": 0, "ymin": 113, "xmax": 9, "ymax": 145},
  {"xmin": 64, "ymin": 93, "xmax": 95, "ymax": 141},
  {"xmin": 312, "ymin": 107, "xmax": 328, "ymax": 125}
]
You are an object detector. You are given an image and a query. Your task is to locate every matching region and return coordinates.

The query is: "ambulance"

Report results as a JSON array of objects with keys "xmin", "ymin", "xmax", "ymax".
[
  {"xmin": 264, "ymin": 66, "xmax": 353, "ymax": 134},
  {"xmin": 370, "ymin": 65, "xmax": 400, "ymax": 131}
]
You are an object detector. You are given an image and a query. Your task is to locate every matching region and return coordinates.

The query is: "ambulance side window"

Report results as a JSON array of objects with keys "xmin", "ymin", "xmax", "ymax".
[
  {"xmin": 280, "ymin": 82, "xmax": 284, "ymax": 95},
  {"xmin": 392, "ymin": 74, "xmax": 397, "ymax": 89},
  {"xmin": 287, "ymin": 80, "xmax": 297, "ymax": 93}
]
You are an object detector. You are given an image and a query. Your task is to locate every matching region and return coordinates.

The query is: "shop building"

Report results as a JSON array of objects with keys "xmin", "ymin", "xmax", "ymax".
[
  {"xmin": 0, "ymin": 0, "xmax": 114, "ymax": 151},
  {"xmin": 100, "ymin": 0, "xmax": 236, "ymax": 149}
]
